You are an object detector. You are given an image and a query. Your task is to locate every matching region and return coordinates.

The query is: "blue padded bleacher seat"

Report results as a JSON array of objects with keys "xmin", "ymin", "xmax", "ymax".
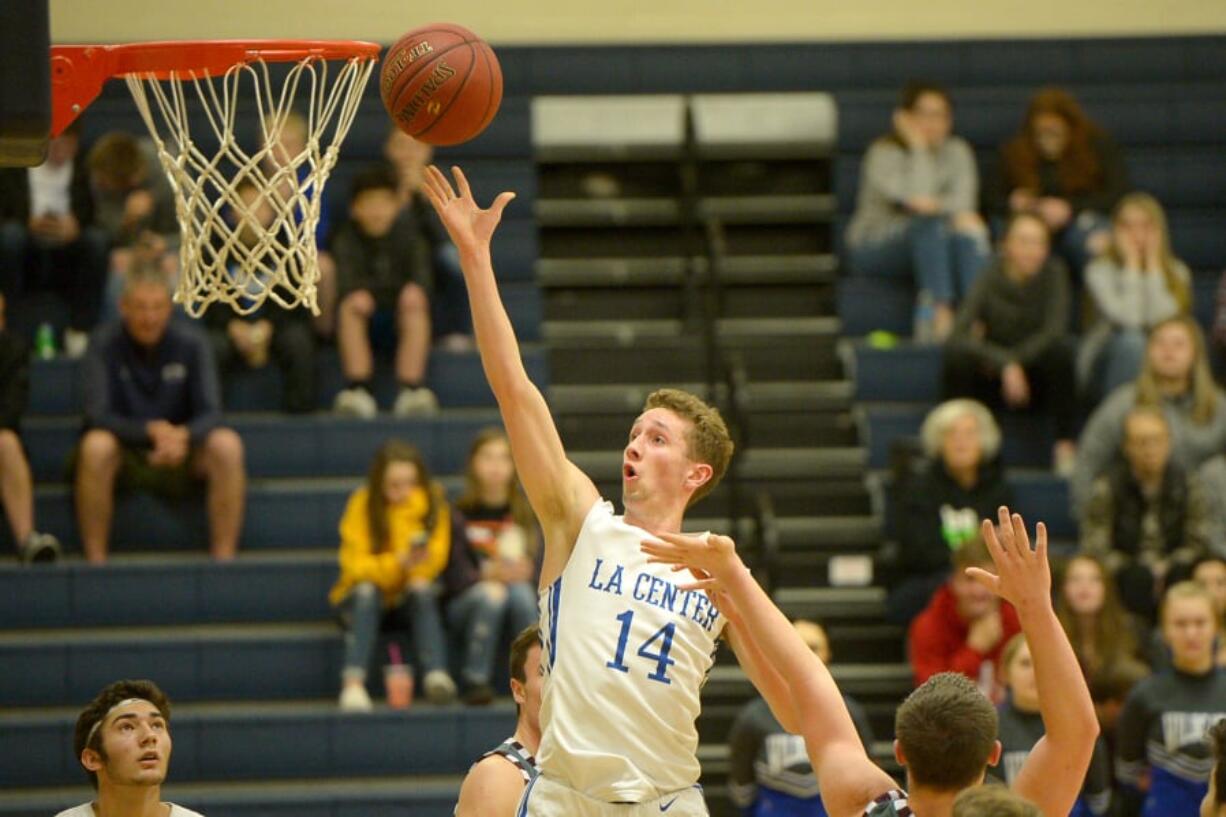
[
  {"xmin": 851, "ymin": 342, "xmax": 942, "ymax": 402},
  {"xmin": 836, "ymin": 277, "xmax": 913, "ymax": 337},
  {"xmin": 862, "ymin": 404, "xmax": 1057, "ymax": 470},
  {"xmin": 1, "ymin": 706, "xmax": 513, "ymax": 787},
  {"xmin": 0, "ymin": 557, "xmax": 335, "ymax": 629},
  {"xmin": 1169, "ymin": 210, "xmax": 1225, "ymax": 270}
]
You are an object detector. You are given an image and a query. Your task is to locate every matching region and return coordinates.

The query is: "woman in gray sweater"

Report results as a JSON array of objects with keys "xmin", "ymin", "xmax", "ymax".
[
  {"xmin": 1079, "ymin": 192, "xmax": 1192, "ymax": 403},
  {"xmin": 846, "ymin": 82, "xmax": 989, "ymax": 341},
  {"xmin": 1072, "ymin": 316, "xmax": 1226, "ymax": 533},
  {"xmin": 943, "ymin": 212, "xmax": 1078, "ymax": 473}
]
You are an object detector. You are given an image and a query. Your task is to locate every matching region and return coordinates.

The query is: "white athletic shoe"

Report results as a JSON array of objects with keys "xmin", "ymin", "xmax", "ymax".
[
  {"xmin": 333, "ymin": 388, "xmax": 378, "ymax": 419},
  {"xmin": 338, "ymin": 683, "xmax": 373, "ymax": 713},
  {"xmin": 423, "ymin": 670, "xmax": 457, "ymax": 705},
  {"xmin": 19, "ymin": 531, "xmax": 61, "ymax": 565},
  {"xmin": 393, "ymin": 387, "xmax": 440, "ymax": 419}
]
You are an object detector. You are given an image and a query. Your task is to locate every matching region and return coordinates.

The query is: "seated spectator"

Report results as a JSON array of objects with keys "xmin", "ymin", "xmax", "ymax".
[
  {"xmin": 263, "ymin": 111, "xmax": 337, "ymax": 336},
  {"xmin": 1081, "ymin": 407, "xmax": 1213, "ymax": 619},
  {"xmin": 1079, "ymin": 193, "xmax": 1193, "ymax": 402},
  {"xmin": 908, "ymin": 535, "xmax": 1021, "ymax": 702},
  {"xmin": 0, "ymin": 120, "xmax": 107, "ymax": 357},
  {"xmin": 1072, "ymin": 316, "xmax": 1226, "ymax": 532},
  {"xmin": 201, "ymin": 178, "xmax": 316, "ymax": 413},
  {"xmin": 1055, "ymin": 554, "xmax": 1150, "ymax": 688},
  {"xmin": 992, "ymin": 634, "xmax": 1112, "ymax": 817},
  {"xmin": 887, "ymin": 398, "xmax": 1014, "ymax": 625},
  {"xmin": 330, "ymin": 165, "xmax": 437, "ymax": 419},
  {"xmin": 845, "ymin": 81, "xmax": 989, "ymax": 341},
  {"xmin": 1192, "ymin": 556, "xmax": 1226, "ymax": 668},
  {"xmin": 951, "ymin": 785, "xmax": 1040, "ymax": 817},
  {"xmin": 728, "ymin": 619, "xmax": 874, "ymax": 817},
  {"xmin": 455, "ymin": 428, "xmax": 539, "ymax": 635},
  {"xmin": 1117, "ymin": 582, "xmax": 1226, "ymax": 817},
  {"xmin": 329, "ymin": 439, "xmax": 457, "ymax": 711},
  {"xmin": 75, "ymin": 264, "xmax": 244, "ymax": 564},
  {"xmin": 0, "ymin": 293, "xmax": 60, "ymax": 563},
  {"xmin": 943, "ymin": 212, "xmax": 1078, "ymax": 473},
  {"xmin": 991, "ymin": 87, "xmax": 1127, "ymax": 275},
  {"xmin": 87, "ymin": 132, "xmax": 178, "ymax": 320},
  {"xmin": 384, "ymin": 128, "xmax": 471, "ymax": 347}
]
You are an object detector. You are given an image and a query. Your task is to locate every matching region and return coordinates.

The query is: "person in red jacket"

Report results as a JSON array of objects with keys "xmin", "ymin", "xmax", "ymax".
[{"xmin": 909, "ymin": 533, "xmax": 1021, "ymax": 702}]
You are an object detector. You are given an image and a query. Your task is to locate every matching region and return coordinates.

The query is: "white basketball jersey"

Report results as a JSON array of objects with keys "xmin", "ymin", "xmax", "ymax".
[{"xmin": 536, "ymin": 499, "xmax": 726, "ymax": 802}]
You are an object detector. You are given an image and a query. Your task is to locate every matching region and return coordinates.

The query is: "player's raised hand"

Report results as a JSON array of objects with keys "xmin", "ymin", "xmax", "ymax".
[
  {"xmin": 966, "ymin": 506, "xmax": 1053, "ymax": 615},
  {"xmin": 422, "ymin": 164, "xmax": 515, "ymax": 252},
  {"xmin": 641, "ymin": 531, "xmax": 744, "ymax": 582}
]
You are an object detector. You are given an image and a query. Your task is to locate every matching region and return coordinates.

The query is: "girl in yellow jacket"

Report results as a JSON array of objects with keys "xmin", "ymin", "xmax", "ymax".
[{"xmin": 330, "ymin": 439, "xmax": 456, "ymax": 712}]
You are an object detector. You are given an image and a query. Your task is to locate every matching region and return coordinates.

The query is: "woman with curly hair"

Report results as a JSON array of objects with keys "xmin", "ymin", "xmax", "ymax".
[{"xmin": 993, "ymin": 87, "xmax": 1128, "ymax": 275}]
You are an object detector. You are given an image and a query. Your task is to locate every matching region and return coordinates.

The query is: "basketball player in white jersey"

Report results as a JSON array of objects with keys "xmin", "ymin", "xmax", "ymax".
[
  {"xmin": 58, "ymin": 679, "xmax": 205, "ymax": 817},
  {"xmin": 423, "ymin": 166, "xmax": 792, "ymax": 817},
  {"xmin": 643, "ymin": 506, "xmax": 1099, "ymax": 817},
  {"xmin": 456, "ymin": 626, "xmax": 544, "ymax": 817}
]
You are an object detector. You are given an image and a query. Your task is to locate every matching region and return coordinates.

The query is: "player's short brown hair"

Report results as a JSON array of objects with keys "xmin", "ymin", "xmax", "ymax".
[
  {"xmin": 88, "ymin": 131, "xmax": 145, "ymax": 187},
  {"xmin": 73, "ymin": 679, "xmax": 171, "ymax": 790},
  {"xmin": 1209, "ymin": 718, "xmax": 1226, "ymax": 806},
  {"xmin": 896, "ymin": 672, "xmax": 998, "ymax": 790},
  {"xmin": 952, "ymin": 783, "xmax": 1041, "ymax": 817},
  {"xmin": 509, "ymin": 625, "xmax": 541, "ymax": 716},
  {"xmin": 642, "ymin": 389, "xmax": 734, "ymax": 506}
]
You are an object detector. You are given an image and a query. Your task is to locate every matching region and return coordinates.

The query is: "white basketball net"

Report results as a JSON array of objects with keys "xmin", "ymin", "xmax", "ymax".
[{"xmin": 125, "ymin": 53, "xmax": 376, "ymax": 317}]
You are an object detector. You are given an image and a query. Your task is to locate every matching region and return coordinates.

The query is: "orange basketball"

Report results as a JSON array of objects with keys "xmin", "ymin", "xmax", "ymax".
[{"xmin": 380, "ymin": 23, "xmax": 502, "ymax": 147}]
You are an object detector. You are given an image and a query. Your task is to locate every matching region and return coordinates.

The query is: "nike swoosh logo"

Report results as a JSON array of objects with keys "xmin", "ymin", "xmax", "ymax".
[{"xmin": 659, "ymin": 796, "xmax": 679, "ymax": 812}]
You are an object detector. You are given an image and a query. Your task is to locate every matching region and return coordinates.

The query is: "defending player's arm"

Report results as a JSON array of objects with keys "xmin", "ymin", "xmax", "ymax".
[
  {"xmin": 454, "ymin": 756, "xmax": 528, "ymax": 817},
  {"xmin": 422, "ymin": 166, "xmax": 598, "ymax": 583},
  {"xmin": 643, "ymin": 536, "xmax": 898, "ymax": 817},
  {"xmin": 969, "ymin": 508, "xmax": 1100, "ymax": 817}
]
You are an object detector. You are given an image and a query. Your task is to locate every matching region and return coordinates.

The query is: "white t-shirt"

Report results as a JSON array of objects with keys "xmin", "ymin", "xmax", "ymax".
[
  {"xmin": 55, "ymin": 803, "xmax": 205, "ymax": 817},
  {"xmin": 536, "ymin": 500, "xmax": 727, "ymax": 802},
  {"xmin": 27, "ymin": 160, "xmax": 73, "ymax": 217}
]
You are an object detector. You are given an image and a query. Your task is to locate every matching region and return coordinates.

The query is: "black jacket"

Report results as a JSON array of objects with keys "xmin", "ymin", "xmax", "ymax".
[{"xmin": 0, "ymin": 330, "xmax": 29, "ymax": 431}]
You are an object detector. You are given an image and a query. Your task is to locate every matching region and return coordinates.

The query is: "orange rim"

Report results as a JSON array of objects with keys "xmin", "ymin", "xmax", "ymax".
[{"xmin": 49, "ymin": 39, "xmax": 381, "ymax": 136}]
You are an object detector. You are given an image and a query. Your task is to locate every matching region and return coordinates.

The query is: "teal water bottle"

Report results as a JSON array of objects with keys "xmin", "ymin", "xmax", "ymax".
[{"xmin": 34, "ymin": 323, "xmax": 56, "ymax": 360}]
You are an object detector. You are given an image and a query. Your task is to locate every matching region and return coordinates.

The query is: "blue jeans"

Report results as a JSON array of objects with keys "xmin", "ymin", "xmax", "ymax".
[
  {"xmin": 848, "ymin": 215, "xmax": 988, "ymax": 305},
  {"xmin": 338, "ymin": 581, "xmax": 448, "ymax": 680},
  {"xmin": 506, "ymin": 580, "xmax": 539, "ymax": 638},
  {"xmin": 1087, "ymin": 328, "xmax": 1148, "ymax": 402},
  {"xmin": 445, "ymin": 582, "xmax": 508, "ymax": 687},
  {"xmin": 1054, "ymin": 210, "xmax": 1110, "ymax": 276}
]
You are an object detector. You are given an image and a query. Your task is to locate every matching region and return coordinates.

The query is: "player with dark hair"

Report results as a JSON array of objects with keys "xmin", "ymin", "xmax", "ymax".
[
  {"xmin": 643, "ymin": 506, "xmax": 1098, "ymax": 817},
  {"xmin": 58, "ymin": 679, "xmax": 203, "ymax": 817},
  {"xmin": 455, "ymin": 626, "xmax": 543, "ymax": 817}
]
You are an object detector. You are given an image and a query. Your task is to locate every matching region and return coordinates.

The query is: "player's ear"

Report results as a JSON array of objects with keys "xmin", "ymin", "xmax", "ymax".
[
  {"xmin": 987, "ymin": 739, "xmax": 1003, "ymax": 767},
  {"xmin": 685, "ymin": 462, "xmax": 713, "ymax": 491},
  {"xmin": 892, "ymin": 739, "xmax": 906, "ymax": 767},
  {"xmin": 81, "ymin": 746, "xmax": 103, "ymax": 773},
  {"xmin": 510, "ymin": 678, "xmax": 526, "ymax": 707}
]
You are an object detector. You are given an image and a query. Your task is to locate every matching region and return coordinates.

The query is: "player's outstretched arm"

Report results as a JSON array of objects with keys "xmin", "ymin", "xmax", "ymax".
[
  {"xmin": 969, "ymin": 507, "xmax": 1100, "ymax": 817},
  {"xmin": 423, "ymin": 166, "xmax": 597, "ymax": 582},
  {"xmin": 643, "ymin": 534, "xmax": 898, "ymax": 817}
]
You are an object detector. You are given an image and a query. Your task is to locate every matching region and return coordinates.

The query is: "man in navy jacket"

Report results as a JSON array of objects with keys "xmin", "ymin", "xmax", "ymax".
[{"xmin": 75, "ymin": 264, "xmax": 245, "ymax": 563}]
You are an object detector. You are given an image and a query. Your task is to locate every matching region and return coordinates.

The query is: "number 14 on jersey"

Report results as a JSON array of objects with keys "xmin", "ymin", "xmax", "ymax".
[{"xmin": 606, "ymin": 609, "xmax": 677, "ymax": 684}]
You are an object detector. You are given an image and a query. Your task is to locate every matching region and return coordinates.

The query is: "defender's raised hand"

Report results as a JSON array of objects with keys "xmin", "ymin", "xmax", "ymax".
[
  {"xmin": 966, "ymin": 506, "xmax": 1053, "ymax": 615},
  {"xmin": 641, "ymin": 531, "xmax": 744, "ymax": 585},
  {"xmin": 422, "ymin": 164, "xmax": 515, "ymax": 252}
]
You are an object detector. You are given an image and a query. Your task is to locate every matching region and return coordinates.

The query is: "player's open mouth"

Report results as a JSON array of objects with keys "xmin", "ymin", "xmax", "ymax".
[
  {"xmin": 623, "ymin": 463, "xmax": 637, "ymax": 481},
  {"xmin": 139, "ymin": 752, "xmax": 159, "ymax": 765}
]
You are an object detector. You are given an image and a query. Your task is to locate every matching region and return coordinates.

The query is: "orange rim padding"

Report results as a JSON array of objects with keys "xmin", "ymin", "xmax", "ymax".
[{"xmin": 49, "ymin": 39, "xmax": 382, "ymax": 136}]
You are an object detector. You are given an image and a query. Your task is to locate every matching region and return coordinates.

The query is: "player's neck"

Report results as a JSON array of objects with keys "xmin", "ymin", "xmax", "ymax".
[
  {"xmin": 905, "ymin": 782, "xmax": 962, "ymax": 817},
  {"xmin": 93, "ymin": 783, "xmax": 167, "ymax": 817},
  {"xmin": 513, "ymin": 720, "xmax": 541, "ymax": 756},
  {"xmin": 623, "ymin": 498, "xmax": 685, "ymax": 536}
]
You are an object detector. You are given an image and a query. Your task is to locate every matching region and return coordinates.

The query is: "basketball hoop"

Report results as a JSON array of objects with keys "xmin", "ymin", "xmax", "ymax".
[{"xmin": 50, "ymin": 40, "xmax": 381, "ymax": 316}]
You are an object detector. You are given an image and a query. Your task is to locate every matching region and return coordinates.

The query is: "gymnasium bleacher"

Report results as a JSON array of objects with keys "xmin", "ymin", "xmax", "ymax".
[{"xmin": 2, "ymin": 33, "xmax": 1224, "ymax": 817}]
